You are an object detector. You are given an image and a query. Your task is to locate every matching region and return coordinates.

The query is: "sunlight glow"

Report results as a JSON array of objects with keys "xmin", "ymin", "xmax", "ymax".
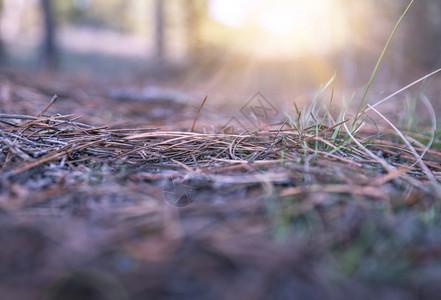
[
  {"xmin": 209, "ymin": 0, "xmax": 348, "ymax": 58},
  {"xmin": 210, "ymin": 0, "xmax": 255, "ymax": 27}
]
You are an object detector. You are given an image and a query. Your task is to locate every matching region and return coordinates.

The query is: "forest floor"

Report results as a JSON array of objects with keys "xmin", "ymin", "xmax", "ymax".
[{"xmin": 1, "ymin": 69, "xmax": 441, "ymax": 300}]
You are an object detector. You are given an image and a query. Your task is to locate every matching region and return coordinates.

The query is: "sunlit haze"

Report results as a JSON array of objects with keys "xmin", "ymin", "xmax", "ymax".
[
  {"xmin": 209, "ymin": 0, "xmax": 348, "ymax": 58},
  {"xmin": 0, "ymin": 0, "xmax": 426, "ymax": 98}
]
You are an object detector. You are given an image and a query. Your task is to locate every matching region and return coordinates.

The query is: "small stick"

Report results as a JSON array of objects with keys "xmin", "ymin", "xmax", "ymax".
[
  {"xmin": 191, "ymin": 95, "xmax": 208, "ymax": 133},
  {"xmin": 37, "ymin": 94, "xmax": 58, "ymax": 117}
]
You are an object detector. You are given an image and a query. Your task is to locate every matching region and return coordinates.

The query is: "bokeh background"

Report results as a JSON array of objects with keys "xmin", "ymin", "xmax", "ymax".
[{"xmin": 0, "ymin": 0, "xmax": 440, "ymax": 108}]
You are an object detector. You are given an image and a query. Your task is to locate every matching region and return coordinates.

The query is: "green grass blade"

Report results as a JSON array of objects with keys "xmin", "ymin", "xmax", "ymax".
[{"xmin": 354, "ymin": 0, "xmax": 415, "ymax": 124}]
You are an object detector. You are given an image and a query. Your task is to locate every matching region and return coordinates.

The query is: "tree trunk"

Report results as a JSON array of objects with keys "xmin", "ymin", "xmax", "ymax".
[
  {"xmin": 40, "ymin": 0, "xmax": 58, "ymax": 70},
  {"xmin": 184, "ymin": 0, "xmax": 207, "ymax": 61},
  {"xmin": 154, "ymin": 0, "xmax": 165, "ymax": 61},
  {"xmin": 0, "ymin": 1, "xmax": 5, "ymax": 64}
]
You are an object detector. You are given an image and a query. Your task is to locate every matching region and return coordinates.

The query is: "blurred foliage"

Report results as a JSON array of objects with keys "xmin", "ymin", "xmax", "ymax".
[
  {"xmin": 56, "ymin": 0, "xmax": 151, "ymax": 33},
  {"xmin": 0, "ymin": 0, "xmax": 440, "ymax": 86}
]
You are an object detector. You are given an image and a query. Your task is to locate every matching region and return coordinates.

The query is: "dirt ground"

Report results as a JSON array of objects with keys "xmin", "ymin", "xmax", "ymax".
[{"xmin": 1, "ymin": 69, "xmax": 441, "ymax": 300}]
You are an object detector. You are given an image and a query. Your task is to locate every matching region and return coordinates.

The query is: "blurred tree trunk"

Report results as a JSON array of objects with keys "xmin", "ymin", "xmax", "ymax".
[
  {"xmin": 40, "ymin": 0, "xmax": 58, "ymax": 70},
  {"xmin": 403, "ymin": 0, "xmax": 441, "ymax": 70},
  {"xmin": 154, "ymin": 0, "xmax": 165, "ymax": 61},
  {"xmin": 0, "ymin": 1, "xmax": 5, "ymax": 64},
  {"xmin": 184, "ymin": 0, "xmax": 207, "ymax": 61}
]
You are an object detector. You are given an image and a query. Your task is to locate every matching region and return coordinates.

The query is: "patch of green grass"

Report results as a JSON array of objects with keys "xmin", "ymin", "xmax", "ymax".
[{"xmin": 282, "ymin": 0, "xmax": 441, "ymax": 183}]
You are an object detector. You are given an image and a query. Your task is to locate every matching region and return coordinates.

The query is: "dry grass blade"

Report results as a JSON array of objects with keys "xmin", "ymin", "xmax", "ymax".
[
  {"xmin": 342, "ymin": 109, "xmax": 428, "ymax": 191},
  {"xmin": 279, "ymin": 184, "xmax": 385, "ymax": 199},
  {"xmin": 376, "ymin": 167, "xmax": 411, "ymax": 185},
  {"xmin": 297, "ymin": 119, "xmax": 348, "ymax": 145},
  {"xmin": 191, "ymin": 95, "xmax": 208, "ymax": 132},
  {"xmin": 367, "ymin": 104, "xmax": 438, "ymax": 186},
  {"xmin": 1, "ymin": 104, "xmax": 439, "ymax": 199},
  {"xmin": 365, "ymin": 67, "xmax": 441, "ymax": 113},
  {"xmin": 1, "ymin": 135, "xmax": 33, "ymax": 161},
  {"xmin": 10, "ymin": 138, "xmax": 106, "ymax": 175}
]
